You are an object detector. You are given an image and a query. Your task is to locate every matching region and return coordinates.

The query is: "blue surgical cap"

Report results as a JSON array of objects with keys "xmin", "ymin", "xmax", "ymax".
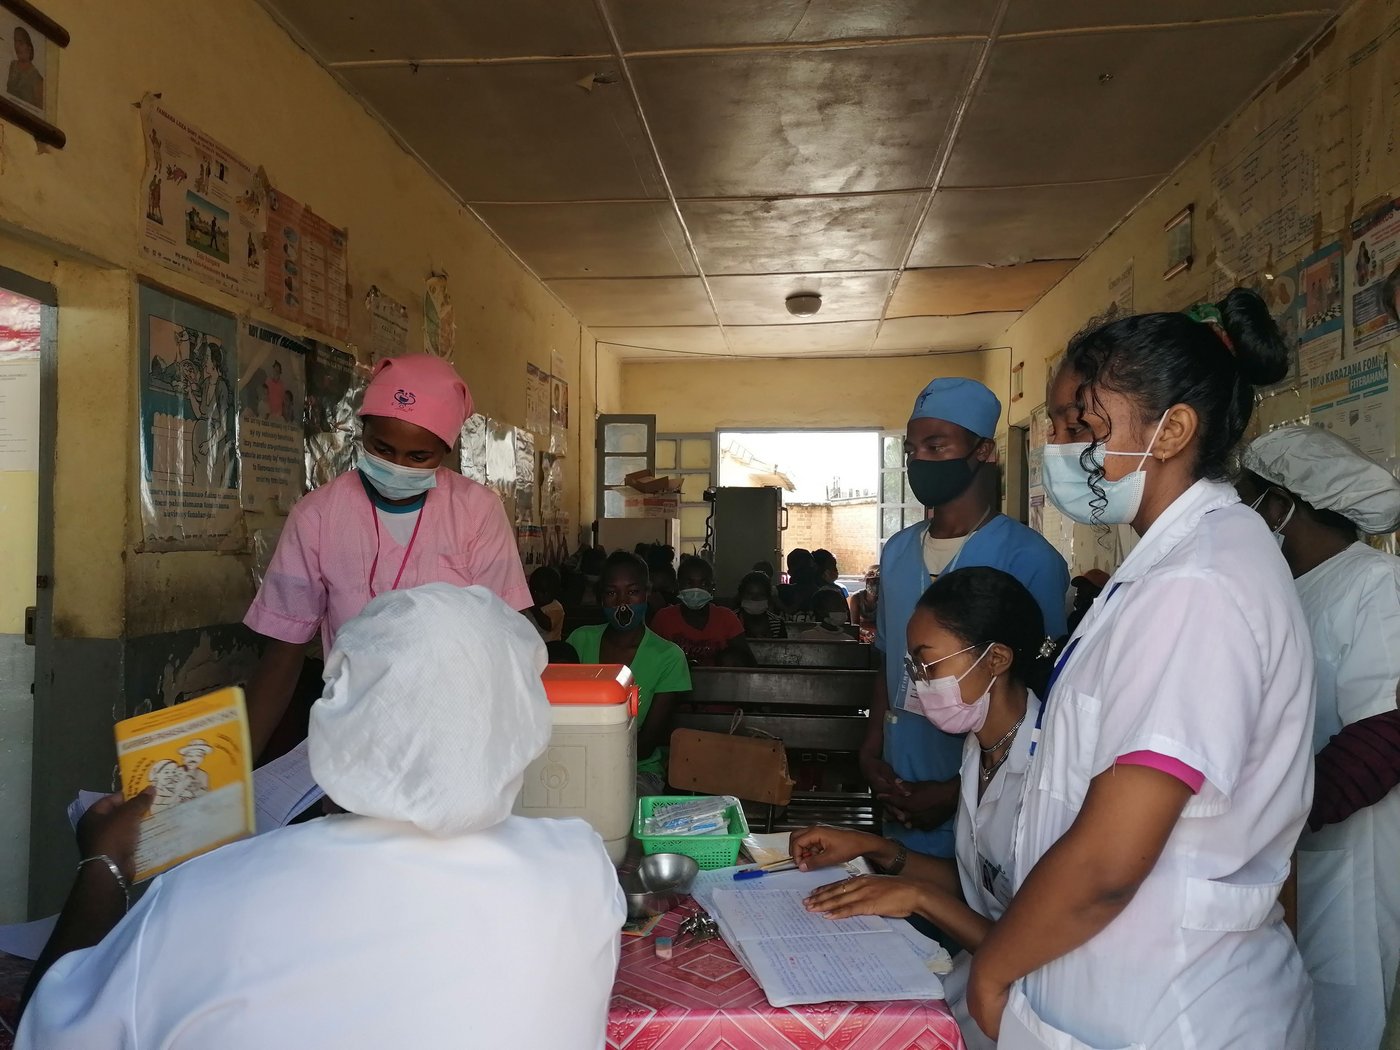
[{"xmin": 909, "ymin": 377, "xmax": 1001, "ymax": 439}]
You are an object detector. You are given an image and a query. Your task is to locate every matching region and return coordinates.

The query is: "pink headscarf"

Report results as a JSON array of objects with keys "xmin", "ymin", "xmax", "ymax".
[{"xmin": 359, "ymin": 354, "xmax": 473, "ymax": 448}]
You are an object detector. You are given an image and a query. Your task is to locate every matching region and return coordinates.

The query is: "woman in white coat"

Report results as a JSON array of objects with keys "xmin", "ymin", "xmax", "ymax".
[
  {"xmin": 1239, "ymin": 424, "xmax": 1400, "ymax": 1050},
  {"xmin": 791, "ymin": 566, "xmax": 1056, "ymax": 1050},
  {"xmin": 968, "ymin": 291, "xmax": 1316, "ymax": 1049}
]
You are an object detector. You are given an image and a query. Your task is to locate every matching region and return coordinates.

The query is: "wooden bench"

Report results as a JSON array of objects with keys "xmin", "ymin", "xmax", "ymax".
[
  {"xmin": 747, "ymin": 637, "xmax": 873, "ymax": 670},
  {"xmin": 673, "ymin": 666, "xmax": 877, "ymax": 831}
]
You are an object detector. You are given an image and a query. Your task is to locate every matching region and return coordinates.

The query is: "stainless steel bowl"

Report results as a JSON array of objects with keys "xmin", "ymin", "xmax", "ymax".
[
  {"xmin": 639, "ymin": 853, "xmax": 699, "ymax": 895},
  {"xmin": 620, "ymin": 869, "xmax": 681, "ymax": 921}
]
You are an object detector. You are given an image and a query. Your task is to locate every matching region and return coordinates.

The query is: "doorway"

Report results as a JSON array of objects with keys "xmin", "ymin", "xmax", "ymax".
[
  {"xmin": 716, "ymin": 429, "xmax": 880, "ymax": 587},
  {"xmin": 0, "ymin": 268, "xmax": 55, "ymax": 922}
]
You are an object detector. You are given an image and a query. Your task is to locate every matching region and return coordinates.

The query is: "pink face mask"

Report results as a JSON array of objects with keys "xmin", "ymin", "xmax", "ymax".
[{"xmin": 907, "ymin": 644, "xmax": 994, "ymax": 734}]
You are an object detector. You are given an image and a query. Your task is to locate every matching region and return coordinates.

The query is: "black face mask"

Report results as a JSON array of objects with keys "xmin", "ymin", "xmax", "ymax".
[{"xmin": 907, "ymin": 454, "xmax": 977, "ymax": 508}]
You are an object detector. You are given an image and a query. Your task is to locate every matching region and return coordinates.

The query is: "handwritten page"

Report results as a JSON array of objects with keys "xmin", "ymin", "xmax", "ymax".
[
  {"xmin": 709, "ymin": 886, "xmax": 943, "ymax": 1006},
  {"xmin": 252, "ymin": 739, "xmax": 325, "ymax": 833},
  {"xmin": 690, "ymin": 860, "xmax": 870, "ymax": 914},
  {"xmin": 742, "ymin": 935, "xmax": 943, "ymax": 1007},
  {"xmin": 715, "ymin": 887, "xmax": 890, "ymax": 940}
]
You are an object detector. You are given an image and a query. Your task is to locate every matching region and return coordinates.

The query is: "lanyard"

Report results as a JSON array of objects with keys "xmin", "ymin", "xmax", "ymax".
[
  {"xmin": 1029, "ymin": 581, "xmax": 1122, "ymax": 757},
  {"xmin": 367, "ymin": 491, "xmax": 428, "ymax": 598}
]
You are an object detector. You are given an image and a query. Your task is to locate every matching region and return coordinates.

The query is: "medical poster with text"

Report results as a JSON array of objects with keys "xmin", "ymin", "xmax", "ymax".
[
  {"xmin": 116, "ymin": 687, "xmax": 255, "ymax": 882},
  {"xmin": 238, "ymin": 323, "xmax": 309, "ymax": 514},
  {"xmin": 138, "ymin": 96, "xmax": 266, "ymax": 302},
  {"xmin": 263, "ymin": 185, "xmax": 351, "ymax": 341},
  {"xmin": 138, "ymin": 285, "xmax": 243, "ymax": 551}
]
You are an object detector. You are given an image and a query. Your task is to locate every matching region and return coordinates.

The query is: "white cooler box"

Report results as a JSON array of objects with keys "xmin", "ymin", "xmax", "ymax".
[{"xmin": 514, "ymin": 664, "xmax": 638, "ymax": 863}]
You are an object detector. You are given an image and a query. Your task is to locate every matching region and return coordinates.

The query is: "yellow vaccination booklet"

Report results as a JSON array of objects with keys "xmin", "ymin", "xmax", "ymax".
[{"xmin": 114, "ymin": 686, "xmax": 255, "ymax": 882}]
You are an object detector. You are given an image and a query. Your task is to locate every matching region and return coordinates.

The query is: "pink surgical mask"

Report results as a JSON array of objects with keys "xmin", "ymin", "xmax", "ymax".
[{"xmin": 907, "ymin": 644, "xmax": 994, "ymax": 734}]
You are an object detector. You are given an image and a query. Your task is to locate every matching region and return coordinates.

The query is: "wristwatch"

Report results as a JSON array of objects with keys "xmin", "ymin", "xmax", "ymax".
[{"xmin": 883, "ymin": 840, "xmax": 908, "ymax": 876}]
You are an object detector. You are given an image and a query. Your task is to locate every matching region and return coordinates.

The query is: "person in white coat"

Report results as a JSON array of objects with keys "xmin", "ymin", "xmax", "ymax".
[
  {"xmin": 967, "ymin": 292, "xmax": 1316, "ymax": 1049},
  {"xmin": 18, "ymin": 584, "xmax": 625, "ymax": 1049},
  {"xmin": 790, "ymin": 566, "xmax": 1057, "ymax": 1050},
  {"xmin": 1239, "ymin": 424, "xmax": 1400, "ymax": 1050}
]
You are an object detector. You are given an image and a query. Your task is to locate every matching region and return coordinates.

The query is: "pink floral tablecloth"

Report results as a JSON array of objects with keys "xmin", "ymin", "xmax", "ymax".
[{"xmin": 608, "ymin": 910, "xmax": 965, "ymax": 1050}]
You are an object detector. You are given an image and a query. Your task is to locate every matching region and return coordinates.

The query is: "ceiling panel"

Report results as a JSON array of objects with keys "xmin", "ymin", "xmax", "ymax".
[
  {"xmin": 341, "ymin": 64, "xmax": 662, "ymax": 201},
  {"xmin": 946, "ymin": 20, "xmax": 1317, "ymax": 186},
  {"xmin": 709, "ymin": 272, "xmax": 895, "ymax": 325},
  {"xmin": 680, "ymin": 193, "xmax": 925, "ymax": 275},
  {"xmin": 473, "ymin": 203, "xmax": 694, "ymax": 278},
  {"xmin": 631, "ymin": 42, "xmax": 979, "ymax": 198},
  {"xmin": 873, "ymin": 313, "xmax": 1020, "ymax": 352},
  {"xmin": 609, "ymin": 0, "xmax": 997, "ymax": 51},
  {"xmin": 546, "ymin": 277, "xmax": 716, "ymax": 327},
  {"xmin": 264, "ymin": 0, "xmax": 609, "ymax": 61},
  {"xmin": 590, "ymin": 326, "xmax": 728, "ymax": 354},
  {"xmin": 726, "ymin": 321, "xmax": 879, "ymax": 355},
  {"xmin": 908, "ymin": 180, "xmax": 1157, "ymax": 267},
  {"xmin": 1003, "ymin": 1, "xmax": 1337, "ymax": 34},
  {"xmin": 888, "ymin": 261, "xmax": 1075, "ymax": 317}
]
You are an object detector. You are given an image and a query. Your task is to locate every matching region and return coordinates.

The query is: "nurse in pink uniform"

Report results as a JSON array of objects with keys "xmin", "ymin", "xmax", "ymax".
[{"xmin": 243, "ymin": 354, "xmax": 531, "ymax": 754}]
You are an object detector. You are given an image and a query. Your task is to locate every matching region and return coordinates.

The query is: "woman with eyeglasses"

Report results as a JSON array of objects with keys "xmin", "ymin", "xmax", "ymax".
[{"xmin": 790, "ymin": 566, "xmax": 1054, "ymax": 1050}]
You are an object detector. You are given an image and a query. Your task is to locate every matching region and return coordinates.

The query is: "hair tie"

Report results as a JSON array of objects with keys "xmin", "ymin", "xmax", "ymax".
[{"xmin": 1184, "ymin": 303, "xmax": 1235, "ymax": 354}]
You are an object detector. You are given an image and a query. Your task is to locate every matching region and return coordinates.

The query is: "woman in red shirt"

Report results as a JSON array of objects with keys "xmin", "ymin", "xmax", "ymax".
[{"xmin": 651, "ymin": 556, "xmax": 755, "ymax": 666}]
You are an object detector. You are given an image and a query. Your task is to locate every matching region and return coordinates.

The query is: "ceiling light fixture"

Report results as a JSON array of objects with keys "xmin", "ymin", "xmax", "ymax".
[{"xmin": 785, "ymin": 292, "xmax": 822, "ymax": 316}]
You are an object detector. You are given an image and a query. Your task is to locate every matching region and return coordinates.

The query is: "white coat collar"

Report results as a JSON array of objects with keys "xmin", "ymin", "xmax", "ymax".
[{"xmin": 1108, "ymin": 478, "xmax": 1239, "ymax": 585}]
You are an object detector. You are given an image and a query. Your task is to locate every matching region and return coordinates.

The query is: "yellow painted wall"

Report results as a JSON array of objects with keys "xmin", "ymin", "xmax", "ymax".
[
  {"xmin": 620, "ymin": 350, "xmax": 1008, "ymax": 434},
  {"xmin": 0, "ymin": 0, "xmax": 616, "ymax": 638},
  {"xmin": 1005, "ymin": 0, "xmax": 1400, "ymax": 429}
]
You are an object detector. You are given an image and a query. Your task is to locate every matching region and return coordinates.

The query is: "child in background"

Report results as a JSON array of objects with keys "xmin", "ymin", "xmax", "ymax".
[
  {"xmin": 850, "ymin": 566, "xmax": 880, "ymax": 630},
  {"xmin": 813, "ymin": 549, "xmax": 848, "ymax": 597},
  {"xmin": 567, "ymin": 552, "xmax": 690, "ymax": 793},
  {"xmin": 651, "ymin": 556, "xmax": 754, "ymax": 666},
  {"xmin": 737, "ymin": 570, "xmax": 786, "ymax": 639},
  {"xmin": 798, "ymin": 587, "xmax": 856, "ymax": 641},
  {"xmin": 527, "ymin": 566, "xmax": 565, "ymax": 642}
]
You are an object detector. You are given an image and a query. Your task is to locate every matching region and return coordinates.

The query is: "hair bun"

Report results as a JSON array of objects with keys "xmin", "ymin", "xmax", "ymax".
[{"xmin": 1214, "ymin": 288, "xmax": 1289, "ymax": 387}]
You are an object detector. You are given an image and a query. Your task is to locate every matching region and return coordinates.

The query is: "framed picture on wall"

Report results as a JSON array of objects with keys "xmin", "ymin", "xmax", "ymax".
[{"xmin": 0, "ymin": 0, "xmax": 66, "ymax": 148}]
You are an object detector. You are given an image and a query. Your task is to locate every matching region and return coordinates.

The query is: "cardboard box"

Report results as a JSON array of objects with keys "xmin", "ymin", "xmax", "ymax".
[
  {"xmin": 624, "ymin": 470, "xmax": 684, "ymax": 494},
  {"xmin": 622, "ymin": 491, "xmax": 680, "ymax": 518}
]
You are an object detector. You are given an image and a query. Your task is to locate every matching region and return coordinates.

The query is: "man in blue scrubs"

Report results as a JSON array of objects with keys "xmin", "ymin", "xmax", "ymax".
[{"xmin": 862, "ymin": 378, "xmax": 1069, "ymax": 858}]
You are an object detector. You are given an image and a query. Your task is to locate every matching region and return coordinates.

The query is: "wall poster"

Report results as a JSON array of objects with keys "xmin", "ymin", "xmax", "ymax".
[
  {"xmin": 238, "ymin": 323, "xmax": 308, "ymax": 513},
  {"xmin": 1297, "ymin": 241, "xmax": 1346, "ymax": 375},
  {"xmin": 138, "ymin": 285, "xmax": 241, "ymax": 550},
  {"xmin": 424, "ymin": 274, "xmax": 455, "ymax": 358},
  {"xmin": 303, "ymin": 342, "xmax": 367, "ymax": 490},
  {"xmin": 263, "ymin": 184, "xmax": 350, "ymax": 340},
  {"xmin": 1309, "ymin": 351, "xmax": 1397, "ymax": 463},
  {"xmin": 1346, "ymin": 197, "xmax": 1400, "ymax": 356},
  {"xmin": 139, "ymin": 96, "xmax": 265, "ymax": 302},
  {"xmin": 549, "ymin": 349, "xmax": 569, "ymax": 456},
  {"xmin": 525, "ymin": 363, "xmax": 550, "ymax": 436},
  {"xmin": 365, "ymin": 285, "xmax": 408, "ymax": 362}
]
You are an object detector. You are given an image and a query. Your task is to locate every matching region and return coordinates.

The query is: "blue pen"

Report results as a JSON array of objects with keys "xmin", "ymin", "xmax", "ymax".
[{"xmin": 733, "ymin": 860, "xmax": 798, "ymax": 880}]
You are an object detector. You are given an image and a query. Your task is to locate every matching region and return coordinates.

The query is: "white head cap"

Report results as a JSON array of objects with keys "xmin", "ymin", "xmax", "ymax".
[
  {"xmin": 1242, "ymin": 425, "xmax": 1400, "ymax": 535},
  {"xmin": 309, "ymin": 584, "xmax": 552, "ymax": 836}
]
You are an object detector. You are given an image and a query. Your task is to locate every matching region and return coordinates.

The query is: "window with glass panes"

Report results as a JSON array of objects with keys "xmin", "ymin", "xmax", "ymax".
[
  {"xmin": 596, "ymin": 414, "xmax": 655, "ymax": 519},
  {"xmin": 878, "ymin": 432, "xmax": 922, "ymax": 548},
  {"xmin": 655, "ymin": 433, "xmax": 712, "ymax": 555}
]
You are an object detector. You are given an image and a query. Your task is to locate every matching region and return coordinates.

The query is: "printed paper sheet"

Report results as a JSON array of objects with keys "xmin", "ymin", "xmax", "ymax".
[
  {"xmin": 139, "ymin": 96, "xmax": 266, "ymax": 301},
  {"xmin": 238, "ymin": 323, "xmax": 308, "ymax": 513},
  {"xmin": 263, "ymin": 185, "xmax": 350, "ymax": 340},
  {"xmin": 1346, "ymin": 197, "xmax": 1400, "ymax": 356},
  {"xmin": 138, "ymin": 285, "xmax": 242, "ymax": 550}
]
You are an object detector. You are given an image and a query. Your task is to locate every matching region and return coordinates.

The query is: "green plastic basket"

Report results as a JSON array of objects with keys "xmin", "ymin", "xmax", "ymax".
[{"xmin": 635, "ymin": 795, "xmax": 750, "ymax": 870}]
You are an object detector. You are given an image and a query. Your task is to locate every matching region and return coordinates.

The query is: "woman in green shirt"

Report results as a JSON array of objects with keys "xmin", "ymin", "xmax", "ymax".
[{"xmin": 568, "ymin": 551, "xmax": 691, "ymax": 793}]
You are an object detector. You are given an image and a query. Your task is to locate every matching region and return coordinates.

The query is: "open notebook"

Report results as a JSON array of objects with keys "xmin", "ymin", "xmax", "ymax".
[{"xmin": 697, "ymin": 866, "xmax": 946, "ymax": 1008}]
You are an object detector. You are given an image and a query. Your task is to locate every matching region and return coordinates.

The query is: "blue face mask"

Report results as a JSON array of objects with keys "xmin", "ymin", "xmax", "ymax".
[
  {"xmin": 1041, "ymin": 413, "xmax": 1167, "ymax": 526},
  {"xmin": 359, "ymin": 450, "xmax": 438, "ymax": 501},
  {"xmin": 605, "ymin": 601, "xmax": 648, "ymax": 631}
]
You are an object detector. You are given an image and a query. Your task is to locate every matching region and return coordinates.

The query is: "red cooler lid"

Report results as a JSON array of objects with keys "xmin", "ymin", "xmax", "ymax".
[{"xmin": 541, "ymin": 664, "xmax": 639, "ymax": 717}]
